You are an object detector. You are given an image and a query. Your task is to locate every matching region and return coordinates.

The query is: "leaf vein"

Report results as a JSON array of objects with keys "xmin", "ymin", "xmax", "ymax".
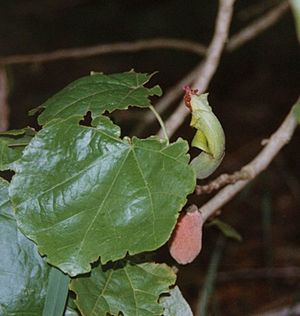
[
  {"xmin": 131, "ymin": 148, "xmax": 156, "ymax": 245},
  {"xmin": 124, "ymin": 267, "xmax": 138, "ymax": 316},
  {"xmin": 91, "ymin": 269, "xmax": 114, "ymax": 316},
  {"xmin": 74, "ymin": 149, "xmax": 131, "ymax": 260}
]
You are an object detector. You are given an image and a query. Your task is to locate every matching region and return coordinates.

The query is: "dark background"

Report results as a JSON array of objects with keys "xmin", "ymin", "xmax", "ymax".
[{"xmin": 1, "ymin": 1, "xmax": 299, "ymax": 314}]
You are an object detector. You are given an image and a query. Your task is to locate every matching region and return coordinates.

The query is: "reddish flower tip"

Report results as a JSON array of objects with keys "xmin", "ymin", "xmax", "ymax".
[
  {"xmin": 183, "ymin": 86, "xmax": 200, "ymax": 111},
  {"xmin": 183, "ymin": 86, "xmax": 192, "ymax": 111}
]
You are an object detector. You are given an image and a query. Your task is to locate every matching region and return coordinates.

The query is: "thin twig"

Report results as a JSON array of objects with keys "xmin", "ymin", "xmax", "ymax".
[
  {"xmin": 0, "ymin": 38, "xmax": 207, "ymax": 66},
  {"xmin": 0, "ymin": 1, "xmax": 289, "ymax": 136},
  {"xmin": 195, "ymin": 169, "xmax": 251, "ymax": 194},
  {"xmin": 237, "ymin": 0, "xmax": 280, "ymax": 21},
  {"xmin": 159, "ymin": 0, "xmax": 236, "ymax": 137},
  {"xmin": 227, "ymin": 0, "xmax": 289, "ymax": 51},
  {"xmin": 0, "ymin": 1, "xmax": 288, "ymax": 133},
  {"xmin": 141, "ymin": 0, "xmax": 289, "ymax": 135},
  {"xmin": 0, "ymin": 68, "xmax": 9, "ymax": 131},
  {"xmin": 199, "ymin": 99, "xmax": 299, "ymax": 222},
  {"xmin": 132, "ymin": 64, "xmax": 203, "ymax": 135},
  {"xmin": 0, "ymin": 1, "xmax": 288, "ymax": 67},
  {"xmin": 196, "ymin": 236, "xmax": 226, "ymax": 316}
]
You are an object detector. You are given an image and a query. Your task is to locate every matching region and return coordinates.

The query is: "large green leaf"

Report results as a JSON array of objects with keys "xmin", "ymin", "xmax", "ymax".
[
  {"xmin": 10, "ymin": 116, "xmax": 195, "ymax": 276},
  {"xmin": 0, "ymin": 127, "xmax": 35, "ymax": 171},
  {"xmin": 160, "ymin": 286, "xmax": 193, "ymax": 316},
  {"xmin": 0, "ymin": 177, "xmax": 50, "ymax": 315},
  {"xmin": 31, "ymin": 71, "xmax": 162, "ymax": 125},
  {"xmin": 70, "ymin": 262, "xmax": 176, "ymax": 316}
]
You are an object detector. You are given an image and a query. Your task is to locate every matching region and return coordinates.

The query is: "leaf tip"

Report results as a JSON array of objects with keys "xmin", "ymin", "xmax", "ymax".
[{"xmin": 28, "ymin": 105, "xmax": 44, "ymax": 117}]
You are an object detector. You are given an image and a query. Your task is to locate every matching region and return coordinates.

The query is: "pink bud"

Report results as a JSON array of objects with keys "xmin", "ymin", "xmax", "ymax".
[{"xmin": 169, "ymin": 210, "xmax": 204, "ymax": 264}]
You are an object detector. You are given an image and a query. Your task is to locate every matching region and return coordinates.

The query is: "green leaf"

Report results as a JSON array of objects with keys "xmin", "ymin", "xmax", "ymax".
[
  {"xmin": 160, "ymin": 286, "xmax": 193, "ymax": 316},
  {"xmin": 0, "ymin": 126, "xmax": 36, "ymax": 137},
  {"xmin": 42, "ymin": 267, "xmax": 70, "ymax": 316},
  {"xmin": 32, "ymin": 71, "xmax": 162, "ymax": 125},
  {"xmin": 0, "ymin": 141, "xmax": 23, "ymax": 171},
  {"xmin": 10, "ymin": 117, "xmax": 195, "ymax": 276},
  {"xmin": 0, "ymin": 177, "xmax": 50, "ymax": 315},
  {"xmin": 207, "ymin": 219, "xmax": 242, "ymax": 242},
  {"xmin": 70, "ymin": 262, "xmax": 176, "ymax": 316},
  {"xmin": 292, "ymin": 97, "xmax": 300, "ymax": 123},
  {"xmin": 0, "ymin": 127, "xmax": 35, "ymax": 171},
  {"xmin": 291, "ymin": 0, "xmax": 300, "ymax": 43}
]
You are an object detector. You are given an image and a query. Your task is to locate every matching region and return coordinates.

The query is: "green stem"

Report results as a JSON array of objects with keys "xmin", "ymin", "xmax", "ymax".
[
  {"xmin": 196, "ymin": 236, "xmax": 225, "ymax": 316},
  {"xmin": 149, "ymin": 105, "xmax": 169, "ymax": 144}
]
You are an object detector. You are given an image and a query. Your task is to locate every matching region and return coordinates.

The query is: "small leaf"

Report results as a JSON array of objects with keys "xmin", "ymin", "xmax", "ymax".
[
  {"xmin": 0, "ymin": 127, "xmax": 35, "ymax": 171},
  {"xmin": 160, "ymin": 286, "xmax": 193, "ymax": 316},
  {"xmin": 10, "ymin": 117, "xmax": 195, "ymax": 276},
  {"xmin": 70, "ymin": 262, "xmax": 176, "ymax": 316},
  {"xmin": 292, "ymin": 97, "xmax": 300, "ymax": 124},
  {"xmin": 207, "ymin": 219, "xmax": 242, "ymax": 242},
  {"xmin": 0, "ymin": 126, "xmax": 35, "ymax": 136},
  {"xmin": 0, "ymin": 141, "xmax": 23, "ymax": 171},
  {"xmin": 0, "ymin": 177, "xmax": 50, "ymax": 314},
  {"xmin": 33, "ymin": 71, "xmax": 162, "ymax": 125}
]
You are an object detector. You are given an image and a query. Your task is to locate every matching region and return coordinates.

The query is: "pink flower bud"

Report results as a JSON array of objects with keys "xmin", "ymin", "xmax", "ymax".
[{"xmin": 169, "ymin": 210, "xmax": 204, "ymax": 264}]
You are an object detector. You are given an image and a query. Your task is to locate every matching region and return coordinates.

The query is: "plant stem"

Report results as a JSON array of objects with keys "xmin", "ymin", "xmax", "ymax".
[
  {"xmin": 196, "ymin": 236, "xmax": 226, "ymax": 316},
  {"xmin": 149, "ymin": 105, "xmax": 169, "ymax": 144}
]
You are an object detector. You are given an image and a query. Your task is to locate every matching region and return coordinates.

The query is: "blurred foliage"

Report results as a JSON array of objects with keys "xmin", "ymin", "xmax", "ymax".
[{"xmin": 291, "ymin": 0, "xmax": 300, "ymax": 42}]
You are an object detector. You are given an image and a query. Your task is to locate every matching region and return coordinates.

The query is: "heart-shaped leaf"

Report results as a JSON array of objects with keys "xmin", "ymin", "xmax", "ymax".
[{"xmin": 10, "ymin": 117, "xmax": 195, "ymax": 276}]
